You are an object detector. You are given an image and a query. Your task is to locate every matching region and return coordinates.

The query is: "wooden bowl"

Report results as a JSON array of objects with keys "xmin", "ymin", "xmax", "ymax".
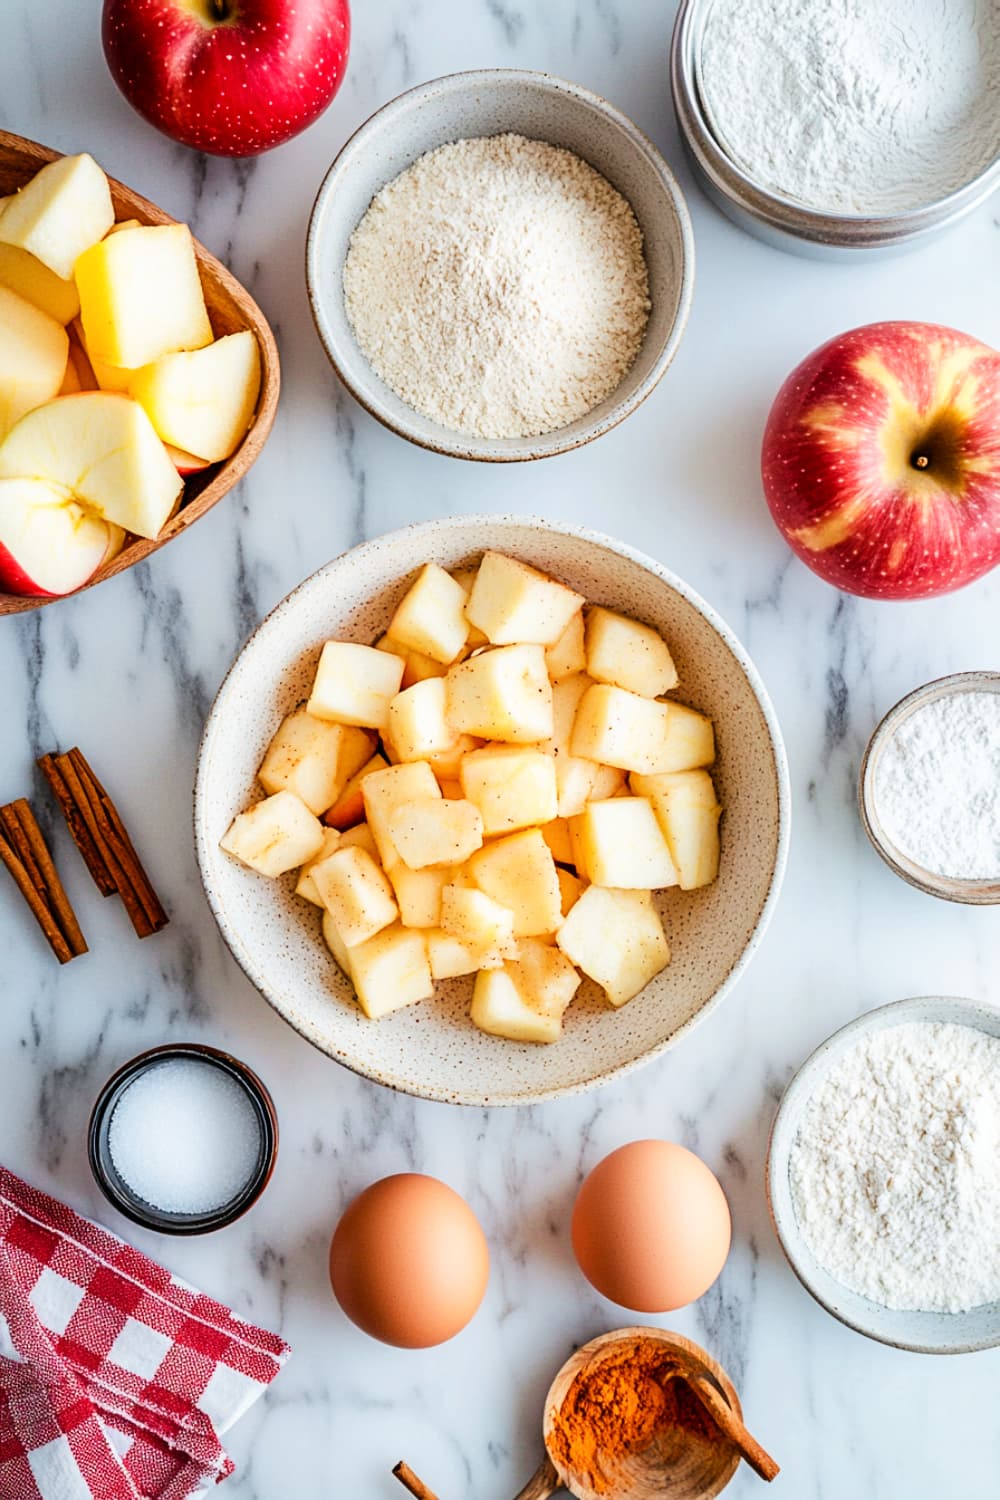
[
  {"xmin": 542, "ymin": 1328, "xmax": 742, "ymax": 1499},
  {"xmin": 0, "ymin": 129, "xmax": 280, "ymax": 616}
]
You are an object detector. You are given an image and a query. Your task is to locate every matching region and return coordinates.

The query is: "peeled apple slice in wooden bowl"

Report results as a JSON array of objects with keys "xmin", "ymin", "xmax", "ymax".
[{"xmin": 0, "ymin": 129, "xmax": 280, "ymax": 616}]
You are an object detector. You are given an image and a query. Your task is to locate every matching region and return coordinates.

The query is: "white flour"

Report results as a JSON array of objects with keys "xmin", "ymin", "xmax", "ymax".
[
  {"xmin": 342, "ymin": 134, "xmax": 650, "ymax": 440},
  {"xmin": 873, "ymin": 691, "xmax": 1000, "ymax": 880},
  {"xmin": 698, "ymin": 0, "xmax": 1000, "ymax": 214},
  {"xmin": 790, "ymin": 1022, "xmax": 1000, "ymax": 1313}
]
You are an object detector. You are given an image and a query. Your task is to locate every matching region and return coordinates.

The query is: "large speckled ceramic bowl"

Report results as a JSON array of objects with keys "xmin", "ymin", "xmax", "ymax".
[
  {"xmin": 767, "ymin": 995, "xmax": 1000, "ymax": 1353},
  {"xmin": 306, "ymin": 70, "xmax": 694, "ymax": 462},
  {"xmin": 195, "ymin": 517, "xmax": 788, "ymax": 1106}
]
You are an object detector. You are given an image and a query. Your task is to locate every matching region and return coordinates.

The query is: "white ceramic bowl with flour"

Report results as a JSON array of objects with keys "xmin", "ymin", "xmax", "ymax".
[
  {"xmin": 860, "ymin": 673, "xmax": 1000, "ymax": 905},
  {"xmin": 195, "ymin": 515, "xmax": 789, "ymax": 1106},
  {"xmin": 306, "ymin": 70, "xmax": 694, "ymax": 461},
  {"xmin": 671, "ymin": 0, "xmax": 1000, "ymax": 255},
  {"xmin": 768, "ymin": 996, "xmax": 1000, "ymax": 1354}
]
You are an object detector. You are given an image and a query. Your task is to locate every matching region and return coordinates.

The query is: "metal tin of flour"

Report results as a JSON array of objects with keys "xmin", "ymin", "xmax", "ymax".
[{"xmin": 670, "ymin": 0, "xmax": 1000, "ymax": 258}]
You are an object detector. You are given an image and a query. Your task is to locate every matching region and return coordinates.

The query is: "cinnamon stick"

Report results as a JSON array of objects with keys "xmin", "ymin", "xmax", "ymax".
[
  {"xmin": 0, "ymin": 830, "xmax": 73, "ymax": 963},
  {"xmin": 53, "ymin": 752, "xmax": 154, "ymax": 938},
  {"xmin": 6, "ymin": 800, "xmax": 87, "ymax": 957},
  {"xmin": 38, "ymin": 753, "xmax": 116, "ymax": 897},
  {"xmin": 68, "ymin": 749, "xmax": 167, "ymax": 932},
  {"xmin": 392, "ymin": 1462, "xmax": 442, "ymax": 1500}
]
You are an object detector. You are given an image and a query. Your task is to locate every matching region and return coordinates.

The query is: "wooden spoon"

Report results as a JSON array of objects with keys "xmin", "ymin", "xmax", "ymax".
[{"xmin": 514, "ymin": 1326, "xmax": 778, "ymax": 1499}]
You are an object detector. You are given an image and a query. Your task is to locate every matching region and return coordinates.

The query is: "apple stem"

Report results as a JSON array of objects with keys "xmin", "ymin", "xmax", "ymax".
[{"xmin": 211, "ymin": 0, "xmax": 229, "ymax": 17}]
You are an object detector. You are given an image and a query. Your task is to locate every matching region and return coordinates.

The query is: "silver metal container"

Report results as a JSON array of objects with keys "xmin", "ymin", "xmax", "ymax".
[
  {"xmin": 859, "ymin": 672, "xmax": 1000, "ymax": 906},
  {"xmin": 670, "ymin": 0, "xmax": 1000, "ymax": 259}
]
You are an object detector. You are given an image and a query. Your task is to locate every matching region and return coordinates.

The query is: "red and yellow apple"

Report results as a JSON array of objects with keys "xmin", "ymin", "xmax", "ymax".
[
  {"xmin": 761, "ymin": 322, "xmax": 1000, "ymax": 600},
  {"xmin": 102, "ymin": 0, "xmax": 351, "ymax": 158}
]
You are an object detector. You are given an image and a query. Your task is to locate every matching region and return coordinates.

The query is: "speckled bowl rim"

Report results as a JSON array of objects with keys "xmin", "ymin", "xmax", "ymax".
[
  {"xmin": 766, "ymin": 995, "xmax": 1000, "ymax": 1354},
  {"xmin": 305, "ymin": 69, "xmax": 695, "ymax": 462},
  {"xmin": 193, "ymin": 515, "xmax": 790, "ymax": 1107},
  {"xmin": 859, "ymin": 672, "xmax": 1000, "ymax": 905}
]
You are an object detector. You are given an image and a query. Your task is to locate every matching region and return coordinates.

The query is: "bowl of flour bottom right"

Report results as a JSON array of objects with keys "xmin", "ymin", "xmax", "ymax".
[{"xmin": 766, "ymin": 995, "xmax": 1000, "ymax": 1354}]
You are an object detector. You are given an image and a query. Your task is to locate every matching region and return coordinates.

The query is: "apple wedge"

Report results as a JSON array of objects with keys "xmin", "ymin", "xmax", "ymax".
[
  {"xmin": 0, "ymin": 476, "xmax": 124, "ymax": 597},
  {"xmin": 0, "ymin": 392, "xmax": 183, "ymax": 540},
  {"xmin": 129, "ymin": 330, "xmax": 261, "ymax": 463},
  {"xmin": 0, "ymin": 286, "xmax": 70, "ymax": 440},
  {"xmin": 75, "ymin": 222, "xmax": 212, "ymax": 369},
  {"xmin": 0, "ymin": 153, "xmax": 114, "ymax": 281},
  {"xmin": 0, "ymin": 243, "xmax": 80, "ymax": 325}
]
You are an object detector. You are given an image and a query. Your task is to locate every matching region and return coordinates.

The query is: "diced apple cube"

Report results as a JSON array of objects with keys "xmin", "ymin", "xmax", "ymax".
[
  {"xmin": 0, "ymin": 153, "xmax": 113, "ymax": 280},
  {"xmin": 220, "ymin": 790, "xmax": 324, "ymax": 878},
  {"xmin": 75, "ymin": 223, "xmax": 213, "ymax": 369},
  {"xmin": 128, "ymin": 329, "xmax": 261, "ymax": 463},
  {"xmin": 466, "ymin": 829, "xmax": 562, "ymax": 938},
  {"xmin": 448, "ymin": 565, "xmax": 489, "ymax": 647},
  {"xmin": 386, "ymin": 797, "xmax": 484, "ymax": 870},
  {"xmin": 427, "ymin": 928, "xmax": 482, "ymax": 980},
  {"xmin": 469, "ymin": 946, "xmax": 575, "ymax": 1044},
  {"xmin": 590, "ymin": 763, "xmax": 627, "ymax": 800},
  {"xmin": 440, "ymin": 885, "xmax": 517, "ymax": 965},
  {"xmin": 361, "ymin": 761, "xmax": 442, "ymax": 869},
  {"xmin": 556, "ymin": 887, "xmax": 670, "ymax": 1006},
  {"xmin": 545, "ymin": 610, "xmax": 587, "ymax": 682},
  {"xmin": 337, "ymin": 821, "xmax": 378, "ymax": 857},
  {"xmin": 0, "ymin": 243, "xmax": 80, "ymax": 325},
  {"xmin": 585, "ymin": 606, "xmax": 678, "ymax": 698},
  {"xmin": 323, "ymin": 752, "xmax": 389, "ymax": 829},
  {"xmin": 506, "ymin": 936, "xmax": 581, "ymax": 1013},
  {"xmin": 423, "ymin": 734, "xmax": 483, "ymax": 781},
  {"xmin": 446, "ymin": 643, "xmax": 553, "ymax": 743},
  {"xmin": 307, "ymin": 640, "xmax": 405, "ymax": 730},
  {"xmin": 387, "ymin": 562, "xmax": 470, "ymax": 664},
  {"xmin": 312, "ymin": 846, "xmax": 398, "ymax": 948},
  {"xmin": 321, "ymin": 910, "xmax": 353, "ymax": 976},
  {"xmin": 0, "ymin": 285, "xmax": 69, "ymax": 440},
  {"xmin": 348, "ymin": 924, "xmax": 434, "ymax": 1019},
  {"xmin": 465, "ymin": 551, "xmax": 584, "ymax": 646},
  {"xmin": 648, "ymin": 771, "xmax": 722, "ymax": 890},
  {"xmin": 375, "ymin": 633, "xmax": 447, "ymax": 688},
  {"xmin": 569, "ymin": 797, "xmax": 678, "ymax": 888},
  {"xmin": 258, "ymin": 708, "xmax": 373, "ymax": 816},
  {"xmin": 541, "ymin": 817, "xmax": 574, "ymax": 866},
  {"xmin": 459, "ymin": 746, "xmax": 557, "ymax": 836},
  {"xmin": 539, "ymin": 673, "xmax": 599, "ymax": 818},
  {"xmin": 386, "ymin": 677, "xmax": 460, "ymax": 762},
  {"xmin": 557, "ymin": 866, "xmax": 585, "ymax": 916},
  {"xmin": 632, "ymin": 704, "xmax": 716, "ymax": 776},
  {"xmin": 295, "ymin": 828, "xmax": 342, "ymax": 905},
  {"xmin": 387, "ymin": 864, "xmax": 448, "ymax": 928},
  {"xmin": 570, "ymin": 683, "xmax": 670, "ymax": 774}
]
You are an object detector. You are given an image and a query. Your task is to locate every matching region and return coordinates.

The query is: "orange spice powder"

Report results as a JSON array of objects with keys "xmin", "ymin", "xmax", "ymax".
[{"xmin": 547, "ymin": 1338, "xmax": 720, "ymax": 1494}]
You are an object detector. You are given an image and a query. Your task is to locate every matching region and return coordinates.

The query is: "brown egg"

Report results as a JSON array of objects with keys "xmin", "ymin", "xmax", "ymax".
[
  {"xmin": 329, "ymin": 1173, "xmax": 489, "ymax": 1348},
  {"xmin": 572, "ymin": 1140, "xmax": 731, "ymax": 1312}
]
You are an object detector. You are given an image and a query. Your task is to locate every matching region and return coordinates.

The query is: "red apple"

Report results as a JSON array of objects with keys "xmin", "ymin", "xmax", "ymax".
[
  {"xmin": 102, "ymin": 0, "xmax": 350, "ymax": 158},
  {"xmin": 762, "ymin": 322, "xmax": 1000, "ymax": 600}
]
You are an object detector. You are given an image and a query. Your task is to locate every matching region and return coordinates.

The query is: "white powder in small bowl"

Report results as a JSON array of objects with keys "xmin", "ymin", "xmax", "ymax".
[
  {"xmin": 108, "ymin": 1058, "xmax": 263, "ymax": 1216},
  {"xmin": 342, "ymin": 133, "xmax": 651, "ymax": 441},
  {"xmin": 873, "ymin": 690, "xmax": 1000, "ymax": 881}
]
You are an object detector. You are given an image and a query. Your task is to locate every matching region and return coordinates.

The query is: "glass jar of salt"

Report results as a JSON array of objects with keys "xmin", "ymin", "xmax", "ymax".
[{"xmin": 89, "ymin": 1044, "xmax": 277, "ymax": 1233}]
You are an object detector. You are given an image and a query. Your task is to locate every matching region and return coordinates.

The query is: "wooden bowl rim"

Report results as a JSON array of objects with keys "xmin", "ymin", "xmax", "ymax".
[{"xmin": 0, "ymin": 128, "xmax": 280, "ymax": 616}]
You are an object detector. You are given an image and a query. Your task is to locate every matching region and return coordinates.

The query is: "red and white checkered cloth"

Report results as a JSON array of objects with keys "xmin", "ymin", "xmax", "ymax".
[{"xmin": 0, "ymin": 1167, "xmax": 290, "ymax": 1500}]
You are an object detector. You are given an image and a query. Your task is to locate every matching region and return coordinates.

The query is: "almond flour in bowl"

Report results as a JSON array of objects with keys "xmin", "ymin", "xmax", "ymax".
[{"xmin": 341, "ymin": 133, "xmax": 651, "ymax": 442}]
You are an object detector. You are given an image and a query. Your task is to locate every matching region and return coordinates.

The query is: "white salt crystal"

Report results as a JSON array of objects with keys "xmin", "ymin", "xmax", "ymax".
[{"xmin": 108, "ymin": 1058, "xmax": 262, "ymax": 1215}]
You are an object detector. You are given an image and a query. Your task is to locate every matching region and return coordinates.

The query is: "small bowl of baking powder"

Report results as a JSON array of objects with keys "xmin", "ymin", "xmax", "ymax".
[
  {"xmin": 671, "ymin": 0, "xmax": 1000, "ymax": 255},
  {"xmin": 859, "ymin": 672, "xmax": 1000, "ymax": 904},
  {"xmin": 768, "ymin": 995, "xmax": 1000, "ymax": 1353},
  {"xmin": 306, "ymin": 69, "xmax": 694, "ymax": 461}
]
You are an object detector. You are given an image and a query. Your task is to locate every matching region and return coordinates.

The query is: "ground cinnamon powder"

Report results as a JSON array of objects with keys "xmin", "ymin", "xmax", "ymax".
[{"xmin": 547, "ymin": 1338, "xmax": 720, "ymax": 1494}]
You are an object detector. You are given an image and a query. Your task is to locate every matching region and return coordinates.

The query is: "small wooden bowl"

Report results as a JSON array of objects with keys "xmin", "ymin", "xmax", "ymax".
[
  {"xmin": 541, "ymin": 1328, "xmax": 742, "ymax": 1499},
  {"xmin": 0, "ymin": 129, "xmax": 280, "ymax": 616}
]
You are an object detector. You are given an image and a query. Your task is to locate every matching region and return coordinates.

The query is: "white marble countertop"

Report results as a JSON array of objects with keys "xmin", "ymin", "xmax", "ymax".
[{"xmin": 3, "ymin": 2, "xmax": 1000, "ymax": 1497}]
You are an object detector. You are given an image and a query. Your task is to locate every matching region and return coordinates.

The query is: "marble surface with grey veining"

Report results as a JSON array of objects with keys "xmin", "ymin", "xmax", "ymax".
[{"xmin": 2, "ymin": 1, "xmax": 1000, "ymax": 1496}]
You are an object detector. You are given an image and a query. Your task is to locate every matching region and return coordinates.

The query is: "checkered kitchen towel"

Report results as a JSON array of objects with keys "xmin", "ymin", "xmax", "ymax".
[{"xmin": 0, "ymin": 1167, "xmax": 290, "ymax": 1500}]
